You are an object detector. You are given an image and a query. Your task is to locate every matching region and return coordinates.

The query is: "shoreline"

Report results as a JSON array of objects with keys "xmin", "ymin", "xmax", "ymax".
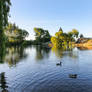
[{"xmin": 74, "ymin": 43, "xmax": 92, "ymax": 50}]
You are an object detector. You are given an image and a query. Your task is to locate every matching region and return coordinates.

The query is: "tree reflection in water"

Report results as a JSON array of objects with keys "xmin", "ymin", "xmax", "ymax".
[
  {"xmin": 0, "ymin": 72, "xmax": 8, "ymax": 92},
  {"xmin": 52, "ymin": 46, "xmax": 78, "ymax": 59},
  {"xmin": 35, "ymin": 46, "xmax": 51, "ymax": 61},
  {"xmin": 0, "ymin": 46, "xmax": 28, "ymax": 67},
  {"xmin": 52, "ymin": 47, "xmax": 63, "ymax": 59},
  {"xmin": 0, "ymin": 46, "xmax": 6, "ymax": 64}
]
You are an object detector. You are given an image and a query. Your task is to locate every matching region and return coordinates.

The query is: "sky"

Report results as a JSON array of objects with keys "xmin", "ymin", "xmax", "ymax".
[{"xmin": 9, "ymin": 0, "xmax": 92, "ymax": 40}]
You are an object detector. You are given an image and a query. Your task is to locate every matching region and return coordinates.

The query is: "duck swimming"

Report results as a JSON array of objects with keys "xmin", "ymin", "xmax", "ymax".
[
  {"xmin": 69, "ymin": 74, "xmax": 77, "ymax": 78},
  {"xmin": 56, "ymin": 62, "xmax": 62, "ymax": 66}
]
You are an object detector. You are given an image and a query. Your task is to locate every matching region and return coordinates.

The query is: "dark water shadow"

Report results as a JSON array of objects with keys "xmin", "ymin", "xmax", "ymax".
[{"xmin": 0, "ymin": 72, "xmax": 8, "ymax": 92}]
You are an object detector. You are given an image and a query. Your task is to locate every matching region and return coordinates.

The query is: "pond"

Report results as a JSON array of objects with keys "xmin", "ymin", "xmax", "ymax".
[{"xmin": 0, "ymin": 46, "xmax": 92, "ymax": 92}]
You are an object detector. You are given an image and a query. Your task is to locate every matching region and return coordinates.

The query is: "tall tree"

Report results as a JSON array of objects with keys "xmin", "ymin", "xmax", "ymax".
[
  {"xmin": 0, "ymin": 0, "xmax": 11, "ymax": 44},
  {"xmin": 51, "ymin": 27, "xmax": 79, "ymax": 49},
  {"xmin": 0, "ymin": 0, "xmax": 11, "ymax": 61}
]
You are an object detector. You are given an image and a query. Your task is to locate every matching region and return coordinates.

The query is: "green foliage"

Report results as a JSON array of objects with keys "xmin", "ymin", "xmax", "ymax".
[
  {"xmin": 51, "ymin": 27, "xmax": 79, "ymax": 48},
  {"xmin": 68, "ymin": 29, "xmax": 79, "ymax": 38},
  {"xmin": 4, "ymin": 23, "xmax": 29, "ymax": 45},
  {"xmin": 0, "ymin": 0, "xmax": 11, "ymax": 61},
  {"xmin": 71, "ymin": 29, "xmax": 79, "ymax": 38},
  {"xmin": 0, "ymin": 0, "xmax": 11, "ymax": 30},
  {"xmin": 34, "ymin": 28, "xmax": 51, "ymax": 44},
  {"xmin": 0, "ymin": 0, "xmax": 11, "ymax": 42}
]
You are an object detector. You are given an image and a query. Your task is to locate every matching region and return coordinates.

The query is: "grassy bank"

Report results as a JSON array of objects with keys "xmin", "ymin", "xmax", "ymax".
[{"xmin": 75, "ymin": 39, "xmax": 92, "ymax": 49}]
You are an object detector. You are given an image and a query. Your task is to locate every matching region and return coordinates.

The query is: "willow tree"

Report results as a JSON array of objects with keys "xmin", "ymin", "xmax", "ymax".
[
  {"xmin": 0, "ymin": 0, "xmax": 11, "ymax": 61},
  {"xmin": 0, "ymin": 0, "xmax": 11, "ymax": 44}
]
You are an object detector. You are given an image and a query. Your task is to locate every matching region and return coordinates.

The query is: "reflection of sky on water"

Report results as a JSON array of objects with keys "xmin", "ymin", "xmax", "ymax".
[{"xmin": 0, "ymin": 46, "xmax": 92, "ymax": 92}]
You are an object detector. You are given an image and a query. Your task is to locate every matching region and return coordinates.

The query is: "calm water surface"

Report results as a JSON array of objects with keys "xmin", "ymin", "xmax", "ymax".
[{"xmin": 0, "ymin": 46, "xmax": 92, "ymax": 92}]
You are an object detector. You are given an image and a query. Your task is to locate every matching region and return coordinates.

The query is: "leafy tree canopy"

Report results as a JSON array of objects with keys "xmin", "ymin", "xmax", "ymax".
[
  {"xmin": 0, "ymin": 0, "xmax": 11, "ymax": 30},
  {"xmin": 4, "ymin": 23, "xmax": 29, "ymax": 43},
  {"xmin": 51, "ymin": 27, "xmax": 79, "ymax": 48},
  {"xmin": 34, "ymin": 28, "xmax": 51, "ymax": 43},
  {"xmin": 0, "ymin": 0, "xmax": 11, "ymax": 47}
]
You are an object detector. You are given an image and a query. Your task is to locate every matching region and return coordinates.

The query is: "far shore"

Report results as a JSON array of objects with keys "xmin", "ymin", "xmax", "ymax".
[{"xmin": 74, "ymin": 44, "xmax": 92, "ymax": 50}]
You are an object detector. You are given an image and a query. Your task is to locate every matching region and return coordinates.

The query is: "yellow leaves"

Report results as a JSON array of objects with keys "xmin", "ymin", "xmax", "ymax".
[
  {"xmin": 51, "ymin": 36, "xmax": 62, "ymax": 48},
  {"xmin": 8, "ymin": 37, "xmax": 19, "ymax": 43},
  {"xmin": 51, "ymin": 29, "xmax": 64, "ymax": 48},
  {"xmin": 34, "ymin": 28, "xmax": 41, "ymax": 36},
  {"xmin": 55, "ymin": 32, "xmax": 58, "ymax": 37},
  {"xmin": 72, "ymin": 29, "xmax": 79, "ymax": 38},
  {"xmin": 51, "ymin": 46, "xmax": 63, "ymax": 58},
  {"xmin": 51, "ymin": 27, "xmax": 79, "ymax": 48},
  {"xmin": 55, "ymin": 31, "xmax": 63, "ymax": 38},
  {"xmin": 8, "ymin": 23, "xmax": 12, "ymax": 29},
  {"xmin": 51, "ymin": 37, "xmax": 57, "ymax": 43},
  {"xmin": 51, "ymin": 37, "xmax": 58, "ymax": 46},
  {"xmin": 4, "ymin": 23, "xmax": 29, "ymax": 43},
  {"xmin": 9, "ymin": 38, "xmax": 15, "ymax": 42},
  {"xmin": 14, "ymin": 29, "xmax": 18, "ymax": 35},
  {"xmin": 72, "ymin": 29, "xmax": 78, "ymax": 33}
]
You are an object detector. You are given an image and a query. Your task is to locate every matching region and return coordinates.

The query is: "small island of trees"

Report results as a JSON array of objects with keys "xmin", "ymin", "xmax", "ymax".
[{"xmin": 51, "ymin": 28, "xmax": 79, "ymax": 49}]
